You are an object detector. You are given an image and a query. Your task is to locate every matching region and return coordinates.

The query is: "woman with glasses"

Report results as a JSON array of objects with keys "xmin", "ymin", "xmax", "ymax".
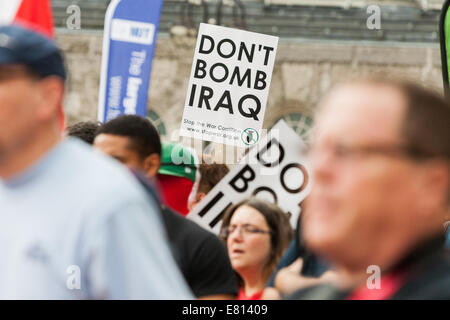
[{"xmin": 220, "ymin": 198, "xmax": 293, "ymax": 300}]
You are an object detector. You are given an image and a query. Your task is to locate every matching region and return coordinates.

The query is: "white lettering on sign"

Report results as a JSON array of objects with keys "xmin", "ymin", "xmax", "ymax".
[
  {"xmin": 106, "ymin": 76, "xmax": 122, "ymax": 121},
  {"xmin": 129, "ymin": 50, "xmax": 146, "ymax": 76},
  {"xmin": 110, "ymin": 19, "xmax": 155, "ymax": 45},
  {"xmin": 123, "ymin": 77, "xmax": 142, "ymax": 114}
]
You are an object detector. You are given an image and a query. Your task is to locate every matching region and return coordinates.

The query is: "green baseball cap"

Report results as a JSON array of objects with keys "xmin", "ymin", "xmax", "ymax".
[{"xmin": 158, "ymin": 142, "xmax": 198, "ymax": 183}]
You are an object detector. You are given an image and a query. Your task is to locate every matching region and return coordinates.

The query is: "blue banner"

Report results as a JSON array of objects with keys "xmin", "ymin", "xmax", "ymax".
[{"xmin": 97, "ymin": 0, "xmax": 164, "ymax": 122}]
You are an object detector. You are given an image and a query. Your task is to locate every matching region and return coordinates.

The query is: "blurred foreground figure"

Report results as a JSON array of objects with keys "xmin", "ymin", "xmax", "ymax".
[
  {"xmin": 0, "ymin": 25, "xmax": 191, "ymax": 299},
  {"xmin": 290, "ymin": 78, "xmax": 450, "ymax": 299}
]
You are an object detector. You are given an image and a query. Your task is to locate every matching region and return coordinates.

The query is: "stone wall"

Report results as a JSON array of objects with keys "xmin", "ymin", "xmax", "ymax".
[{"xmin": 57, "ymin": 30, "xmax": 443, "ymax": 149}]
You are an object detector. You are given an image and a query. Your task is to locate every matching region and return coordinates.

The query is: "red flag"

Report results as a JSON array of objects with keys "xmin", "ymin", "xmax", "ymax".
[{"xmin": 13, "ymin": 0, "xmax": 55, "ymax": 39}]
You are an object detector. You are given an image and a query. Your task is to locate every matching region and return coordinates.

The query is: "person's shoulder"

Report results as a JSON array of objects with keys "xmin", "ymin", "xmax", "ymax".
[
  {"xmin": 164, "ymin": 207, "xmax": 210, "ymax": 235},
  {"xmin": 63, "ymin": 139, "xmax": 141, "ymax": 188},
  {"xmin": 395, "ymin": 248, "xmax": 450, "ymax": 299},
  {"xmin": 63, "ymin": 139, "xmax": 123, "ymax": 171},
  {"xmin": 166, "ymin": 210, "xmax": 237, "ymax": 298},
  {"xmin": 180, "ymin": 216, "xmax": 222, "ymax": 244},
  {"xmin": 188, "ymin": 222, "xmax": 227, "ymax": 257},
  {"xmin": 415, "ymin": 246, "xmax": 450, "ymax": 280},
  {"xmin": 163, "ymin": 207, "xmax": 225, "ymax": 251},
  {"xmin": 60, "ymin": 139, "xmax": 153, "ymax": 216}
]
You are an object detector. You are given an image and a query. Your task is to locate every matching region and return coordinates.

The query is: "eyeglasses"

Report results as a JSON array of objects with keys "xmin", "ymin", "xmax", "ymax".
[
  {"xmin": 307, "ymin": 142, "xmax": 435, "ymax": 162},
  {"xmin": 221, "ymin": 224, "xmax": 272, "ymax": 238}
]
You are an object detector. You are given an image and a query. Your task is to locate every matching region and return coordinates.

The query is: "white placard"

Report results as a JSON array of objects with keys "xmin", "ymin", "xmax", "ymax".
[
  {"xmin": 187, "ymin": 120, "xmax": 312, "ymax": 234},
  {"xmin": 179, "ymin": 23, "xmax": 279, "ymax": 148}
]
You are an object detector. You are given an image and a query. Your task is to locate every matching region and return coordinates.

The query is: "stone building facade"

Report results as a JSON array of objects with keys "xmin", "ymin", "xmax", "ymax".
[{"xmin": 58, "ymin": 30, "xmax": 443, "ymax": 144}]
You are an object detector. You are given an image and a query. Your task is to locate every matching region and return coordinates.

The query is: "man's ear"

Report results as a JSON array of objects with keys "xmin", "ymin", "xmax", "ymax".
[
  {"xmin": 143, "ymin": 154, "xmax": 161, "ymax": 178},
  {"xmin": 35, "ymin": 76, "xmax": 65, "ymax": 122}
]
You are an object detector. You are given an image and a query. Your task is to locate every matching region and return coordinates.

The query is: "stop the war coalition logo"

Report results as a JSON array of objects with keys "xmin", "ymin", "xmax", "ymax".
[{"xmin": 180, "ymin": 23, "xmax": 279, "ymax": 148}]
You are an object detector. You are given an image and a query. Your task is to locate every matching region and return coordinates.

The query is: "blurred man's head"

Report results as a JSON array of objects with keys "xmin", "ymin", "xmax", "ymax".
[
  {"xmin": 93, "ymin": 115, "xmax": 161, "ymax": 177},
  {"xmin": 0, "ymin": 25, "xmax": 66, "ymax": 178},
  {"xmin": 303, "ymin": 77, "xmax": 450, "ymax": 273},
  {"xmin": 66, "ymin": 121, "xmax": 102, "ymax": 145}
]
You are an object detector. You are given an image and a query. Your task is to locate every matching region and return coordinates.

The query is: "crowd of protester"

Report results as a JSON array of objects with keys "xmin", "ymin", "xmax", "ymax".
[{"xmin": 0, "ymin": 24, "xmax": 449, "ymax": 300}]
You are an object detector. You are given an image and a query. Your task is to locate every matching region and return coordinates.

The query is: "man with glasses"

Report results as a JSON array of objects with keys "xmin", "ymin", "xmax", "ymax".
[{"xmin": 289, "ymin": 77, "xmax": 450, "ymax": 299}]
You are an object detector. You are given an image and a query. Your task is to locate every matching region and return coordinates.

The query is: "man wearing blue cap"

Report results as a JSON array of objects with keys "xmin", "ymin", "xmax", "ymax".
[{"xmin": 0, "ymin": 25, "xmax": 192, "ymax": 299}]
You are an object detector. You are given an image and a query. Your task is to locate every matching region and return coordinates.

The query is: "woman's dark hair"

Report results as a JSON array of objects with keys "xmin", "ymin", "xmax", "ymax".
[{"xmin": 220, "ymin": 198, "xmax": 293, "ymax": 285}]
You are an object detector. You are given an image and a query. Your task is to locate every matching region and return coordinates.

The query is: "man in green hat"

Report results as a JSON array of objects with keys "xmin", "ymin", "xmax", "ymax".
[{"xmin": 157, "ymin": 142, "xmax": 201, "ymax": 215}]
